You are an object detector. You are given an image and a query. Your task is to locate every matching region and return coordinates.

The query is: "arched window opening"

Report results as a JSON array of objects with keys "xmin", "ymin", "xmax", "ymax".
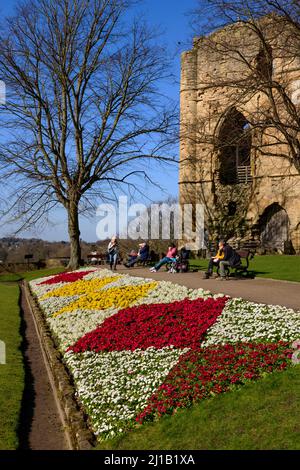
[
  {"xmin": 217, "ymin": 107, "xmax": 252, "ymax": 185},
  {"xmin": 258, "ymin": 203, "xmax": 291, "ymax": 252}
]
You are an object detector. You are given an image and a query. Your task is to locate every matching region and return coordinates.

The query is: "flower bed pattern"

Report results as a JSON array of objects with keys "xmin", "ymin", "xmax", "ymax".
[
  {"xmin": 69, "ymin": 297, "xmax": 227, "ymax": 353},
  {"xmin": 53, "ymin": 282, "xmax": 157, "ymax": 316},
  {"xmin": 64, "ymin": 347, "xmax": 187, "ymax": 438},
  {"xmin": 136, "ymin": 342, "xmax": 292, "ymax": 423},
  {"xmin": 202, "ymin": 298, "xmax": 300, "ymax": 346},
  {"xmin": 41, "ymin": 276, "xmax": 120, "ymax": 299},
  {"xmin": 38, "ymin": 270, "xmax": 95, "ymax": 285},
  {"xmin": 29, "ymin": 268, "xmax": 300, "ymax": 442}
]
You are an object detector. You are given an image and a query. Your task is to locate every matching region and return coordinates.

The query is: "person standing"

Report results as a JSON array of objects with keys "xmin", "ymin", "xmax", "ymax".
[{"xmin": 107, "ymin": 236, "xmax": 119, "ymax": 270}]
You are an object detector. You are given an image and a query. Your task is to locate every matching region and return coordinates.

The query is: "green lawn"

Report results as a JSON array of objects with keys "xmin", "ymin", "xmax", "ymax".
[
  {"xmin": 99, "ymin": 366, "xmax": 300, "ymax": 450},
  {"xmin": 0, "ymin": 267, "xmax": 65, "ymax": 283},
  {"xmin": 0, "ymin": 283, "xmax": 24, "ymax": 450},
  {"xmin": 0, "ymin": 267, "xmax": 64, "ymax": 449},
  {"xmin": 190, "ymin": 255, "xmax": 300, "ymax": 282}
]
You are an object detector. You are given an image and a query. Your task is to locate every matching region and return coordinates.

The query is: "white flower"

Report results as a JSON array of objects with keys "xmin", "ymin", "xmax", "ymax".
[
  {"xmin": 31, "ymin": 268, "xmax": 299, "ymax": 442},
  {"xmin": 64, "ymin": 347, "xmax": 187, "ymax": 440},
  {"xmin": 203, "ymin": 298, "xmax": 300, "ymax": 346}
]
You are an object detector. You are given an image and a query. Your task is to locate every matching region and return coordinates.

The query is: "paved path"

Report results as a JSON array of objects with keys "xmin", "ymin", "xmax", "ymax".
[
  {"xmin": 116, "ymin": 267, "xmax": 300, "ymax": 310},
  {"xmin": 19, "ymin": 284, "xmax": 69, "ymax": 450}
]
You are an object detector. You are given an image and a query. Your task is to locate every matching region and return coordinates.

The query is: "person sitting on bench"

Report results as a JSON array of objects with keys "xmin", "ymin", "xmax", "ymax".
[
  {"xmin": 217, "ymin": 240, "xmax": 241, "ymax": 280},
  {"xmin": 149, "ymin": 243, "xmax": 177, "ymax": 272},
  {"xmin": 125, "ymin": 249, "xmax": 138, "ymax": 266},
  {"xmin": 203, "ymin": 241, "xmax": 225, "ymax": 279},
  {"xmin": 124, "ymin": 242, "xmax": 149, "ymax": 268}
]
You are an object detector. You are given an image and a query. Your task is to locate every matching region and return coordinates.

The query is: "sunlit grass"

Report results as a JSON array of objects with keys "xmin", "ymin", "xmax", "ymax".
[
  {"xmin": 190, "ymin": 255, "xmax": 300, "ymax": 282},
  {"xmin": 99, "ymin": 366, "xmax": 300, "ymax": 450},
  {"xmin": 0, "ymin": 283, "xmax": 24, "ymax": 449},
  {"xmin": 0, "ymin": 267, "xmax": 64, "ymax": 449}
]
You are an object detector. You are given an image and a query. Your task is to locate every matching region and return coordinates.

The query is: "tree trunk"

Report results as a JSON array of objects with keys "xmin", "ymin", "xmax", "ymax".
[{"xmin": 67, "ymin": 199, "xmax": 81, "ymax": 270}]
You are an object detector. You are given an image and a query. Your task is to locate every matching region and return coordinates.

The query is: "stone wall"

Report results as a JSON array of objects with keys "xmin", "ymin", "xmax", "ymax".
[{"xmin": 179, "ymin": 17, "xmax": 300, "ymax": 253}]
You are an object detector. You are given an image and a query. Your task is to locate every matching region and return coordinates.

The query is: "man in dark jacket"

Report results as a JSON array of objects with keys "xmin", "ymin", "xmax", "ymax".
[
  {"xmin": 125, "ymin": 242, "xmax": 149, "ymax": 268},
  {"xmin": 217, "ymin": 240, "xmax": 241, "ymax": 280}
]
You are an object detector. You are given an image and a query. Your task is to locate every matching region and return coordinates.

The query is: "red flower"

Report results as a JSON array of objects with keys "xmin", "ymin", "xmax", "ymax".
[
  {"xmin": 136, "ymin": 341, "xmax": 291, "ymax": 423},
  {"xmin": 38, "ymin": 270, "xmax": 95, "ymax": 285},
  {"xmin": 69, "ymin": 297, "xmax": 228, "ymax": 353}
]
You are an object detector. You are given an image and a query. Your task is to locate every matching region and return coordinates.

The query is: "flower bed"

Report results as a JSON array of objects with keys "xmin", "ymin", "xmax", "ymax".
[
  {"xmin": 29, "ymin": 268, "xmax": 299, "ymax": 442},
  {"xmin": 38, "ymin": 270, "xmax": 95, "ymax": 285},
  {"xmin": 136, "ymin": 342, "xmax": 292, "ymax": 423},
  {"xmin": 69, "ymin": 297, "xmax": 227, "ymax": 353},
  {"xmin": 41, "ymin": 276, "xmax": 120, "ymax": 299},
  {"xmin": 53, "ymin": 282, "xmax": 158, "ymax": 316},
  {"xmin": 64, "ymin": 347, "xmax": 187, "ymax": 438},
  {"xmin": 202, "ymin": 298, "xmax": 300, "ymax": 346}
]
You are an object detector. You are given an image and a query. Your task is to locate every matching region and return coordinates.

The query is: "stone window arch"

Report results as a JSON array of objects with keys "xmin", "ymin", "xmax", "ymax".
[
  {"xmin": 258, "ymin": 203, "xmax": 291, "ymax": 252},
  {"xmin": 217, "ymin": 107, "xmax": 252, "ymax": 185}
]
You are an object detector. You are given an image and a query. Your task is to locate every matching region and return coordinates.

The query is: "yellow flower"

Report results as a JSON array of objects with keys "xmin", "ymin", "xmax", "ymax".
[
  {"xmin": 53, "ymin": 282, "xmax": 157, "ymax": 317},
  {"xmin": 41, "ymin": 276, "xmax": 119, "ymax": 299}
]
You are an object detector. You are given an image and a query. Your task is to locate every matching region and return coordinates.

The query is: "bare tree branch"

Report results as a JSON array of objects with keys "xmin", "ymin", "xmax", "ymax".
[{"xmin": 0, "ymin": 0, "xmax": 178, "ymax": 268}]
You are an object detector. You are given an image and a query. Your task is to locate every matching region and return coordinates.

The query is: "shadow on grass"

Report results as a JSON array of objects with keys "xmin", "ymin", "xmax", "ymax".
[
  {"xmin": 17, "ymin": 287, "xmax": 35, "ymax": 450},
  {"xmin": 251, "ymin": 271, "xmax": 271, "ymax": 276}
]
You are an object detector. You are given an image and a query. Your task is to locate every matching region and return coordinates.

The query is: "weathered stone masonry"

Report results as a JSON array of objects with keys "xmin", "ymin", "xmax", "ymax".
[{"xmin": 179, "ymin": 19, "xmax": 300, "ymax": 253}]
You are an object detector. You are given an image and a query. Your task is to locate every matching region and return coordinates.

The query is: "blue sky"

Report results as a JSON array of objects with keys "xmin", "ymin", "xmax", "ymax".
[{"xmin": 0, "ymin": 0, "xmax": 197, "ymax": 242}]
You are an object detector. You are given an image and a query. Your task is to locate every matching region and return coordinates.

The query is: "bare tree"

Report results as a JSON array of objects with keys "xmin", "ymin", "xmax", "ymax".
[{"xmin": 0, "ymin": 0, "xmax": 177, "ymax": 269}]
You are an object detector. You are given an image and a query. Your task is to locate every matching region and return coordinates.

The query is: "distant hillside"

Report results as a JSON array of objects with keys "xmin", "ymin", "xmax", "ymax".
[{"xmin": 0, "ymin": 237, "xmax": 172, "ymax": 263}]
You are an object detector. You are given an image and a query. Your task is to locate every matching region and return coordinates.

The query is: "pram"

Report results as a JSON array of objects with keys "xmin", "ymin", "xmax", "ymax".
[{"xmin": 167, "ymin": 248, "xmax": 190, "ymax": 273}]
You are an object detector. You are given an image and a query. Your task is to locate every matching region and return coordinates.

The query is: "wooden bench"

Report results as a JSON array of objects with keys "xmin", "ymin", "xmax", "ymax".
[
  {"xmin": 136, "ymin": 257, "xmax": 151, "ymax": 267},
  {"xmin": 87, "ymin": 254, "xmax": 105, "ymax": 265},
  {"xmin": 217, "ymin": 250, "xmax": 255, "ymax": 278},
  {"xmin": 136, "ymin": 252, "xmax": 159, "ymax": 267}
]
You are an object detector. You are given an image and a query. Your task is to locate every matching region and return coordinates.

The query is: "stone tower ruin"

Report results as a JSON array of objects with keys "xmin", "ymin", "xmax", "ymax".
[{"xmin": 179, "ymin": 16, "xmax": 300, "ymax": 253}]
